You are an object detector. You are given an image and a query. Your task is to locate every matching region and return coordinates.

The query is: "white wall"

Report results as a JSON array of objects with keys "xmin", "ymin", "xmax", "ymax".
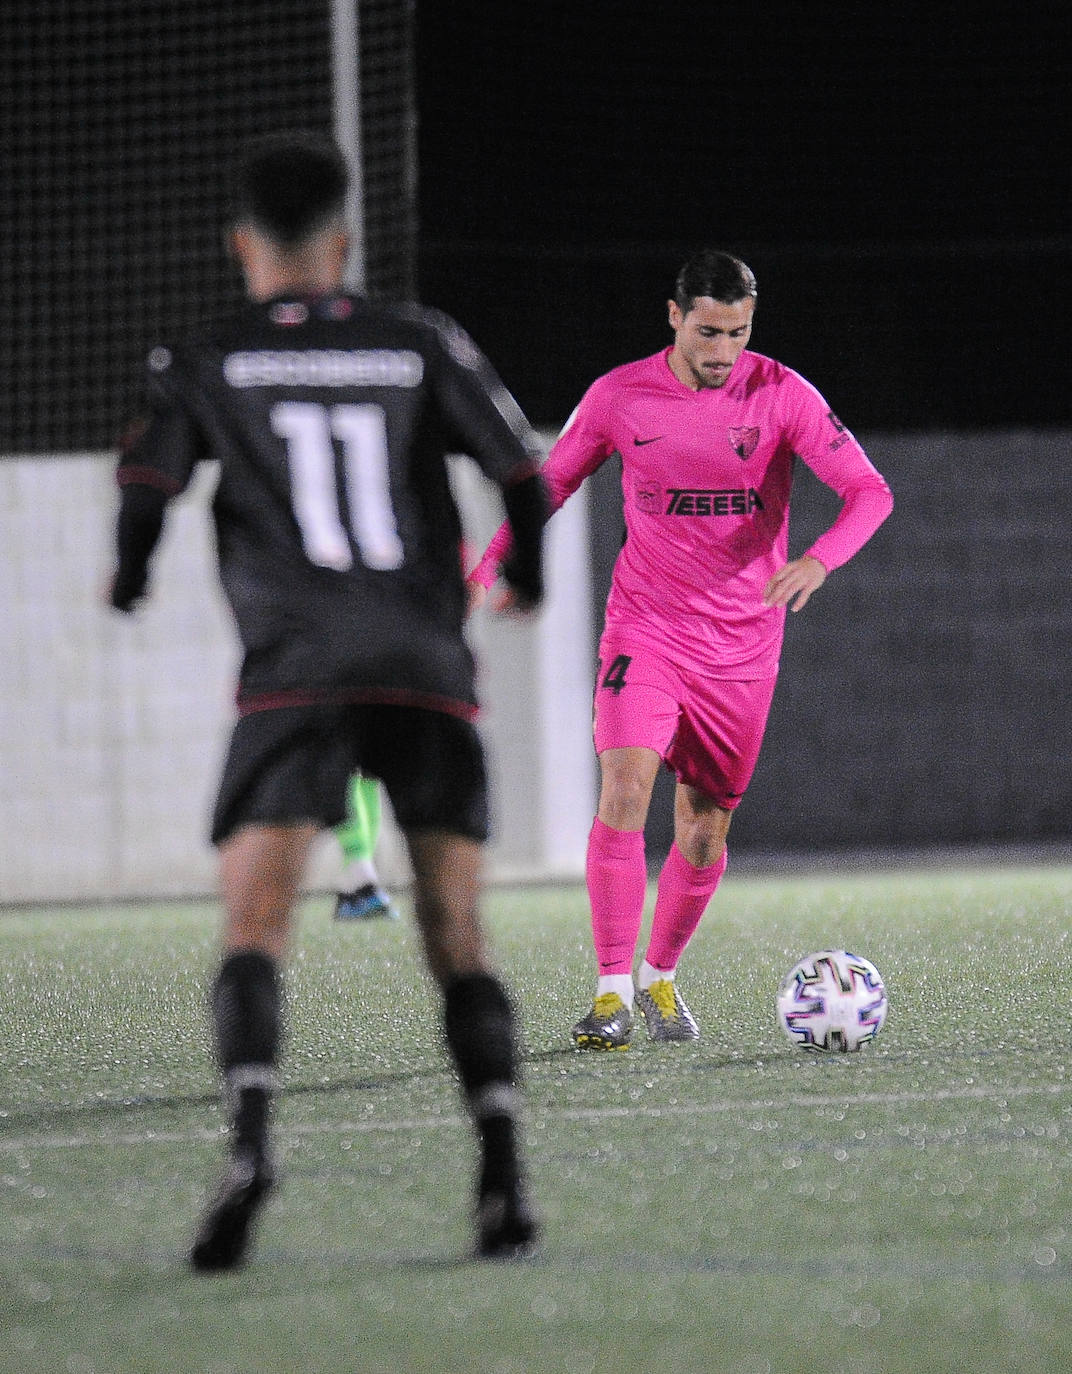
[
  {"xmin": 0, "ymin": 449, "xmax": 594, "ymax": 905},
  {"xmin": 450, "ymin": 454, "xmax": 595, "ymax": 879}
]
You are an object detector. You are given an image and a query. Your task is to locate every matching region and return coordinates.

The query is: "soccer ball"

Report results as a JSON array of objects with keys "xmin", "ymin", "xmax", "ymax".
[{"xmin": 776, "ymin": 950, "xmax": 888, "ymax": 1053}]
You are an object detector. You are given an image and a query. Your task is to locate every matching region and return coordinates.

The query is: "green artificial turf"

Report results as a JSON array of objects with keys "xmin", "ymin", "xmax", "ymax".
[{"xmin": 2, "ymin": 862, "xmax": 1071, "ymax": 1373}]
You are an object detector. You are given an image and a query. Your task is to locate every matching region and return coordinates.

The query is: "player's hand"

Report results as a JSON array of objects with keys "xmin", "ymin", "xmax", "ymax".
[
  {"xmin": 465, "ymin": 577, "xmax": 532, "ymax": 618},
  {"xmin": 470, "ymin": 581, "xmax": 541, "ymax": 618},
  {"xmin": 490, "ymin": 583, "xmax": 539, "ymax": 617},
  {"xmin": 763, "ymin": 554, "xmax": 827, "ymax": 613},
  {"xmin": 465, "ymin": 577, "xmax": 489, "ymax": 618},
  {"xmin": 105, "ymin": 568, "xmax": 144, "ymax": 613},
  {"xmin": 467, "ymin": 572, "xmax": 542, "ymax": 619}
]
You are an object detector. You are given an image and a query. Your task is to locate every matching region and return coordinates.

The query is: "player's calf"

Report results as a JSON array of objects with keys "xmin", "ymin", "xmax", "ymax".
[
  {"xmin": 191, "ymin": 949, "xmax": 282, "ymax": 1271},
  {"xmin": 443, "ymin": 972, "xmax": 540, "ymax": 1257}
]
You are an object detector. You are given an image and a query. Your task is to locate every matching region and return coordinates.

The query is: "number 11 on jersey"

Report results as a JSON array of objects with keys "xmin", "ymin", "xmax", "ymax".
[{"xmin": 270, "ymin": 400, "xmax": 405, "ymax": 571}]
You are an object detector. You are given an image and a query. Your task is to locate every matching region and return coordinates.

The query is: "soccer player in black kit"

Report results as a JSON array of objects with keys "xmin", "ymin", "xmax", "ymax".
[{"xmin": 108, "ymin": 133, "xmax": 549, "ymax": 1269}]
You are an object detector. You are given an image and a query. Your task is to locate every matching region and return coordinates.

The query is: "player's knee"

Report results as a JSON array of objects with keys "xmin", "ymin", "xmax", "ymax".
[
  {"xmin": 676, "ymin": 809, "xmax": 732, "ymax": 868},
  {"xmin": 598, "ymin": 770, "xmax": 655, "ymax": 829},
  {"xmin": 598, "ymin": 795, "xmax": 648, "ymax": 830},
  {"xmin": 598, "ymin": 748, "xmax": 659, "ymax": 801}
]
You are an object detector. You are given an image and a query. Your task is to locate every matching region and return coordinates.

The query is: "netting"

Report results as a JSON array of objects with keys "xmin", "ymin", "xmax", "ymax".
[
  {"xmin": 359, "ymin": 0, "xmax": 417, "ymax": 302},
  {"xmin": 3, "ymin": 0, "xmax": 415, "ymax": 456}
]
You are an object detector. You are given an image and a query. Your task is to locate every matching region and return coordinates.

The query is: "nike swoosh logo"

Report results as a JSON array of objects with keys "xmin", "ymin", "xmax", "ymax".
[{"xmin": 633, "ymin": 435, "xmax": 664, "ymax": 446}]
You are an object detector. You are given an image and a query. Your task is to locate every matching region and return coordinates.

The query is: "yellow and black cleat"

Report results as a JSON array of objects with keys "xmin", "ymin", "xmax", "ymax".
[{"xmin": 571, "ymin": 992, "xmax": 634, "ymax": 1050}]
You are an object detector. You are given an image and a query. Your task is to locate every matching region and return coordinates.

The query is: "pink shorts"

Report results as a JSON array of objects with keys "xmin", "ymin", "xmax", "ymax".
[{"xmin": 593, "ymin": 640, "xmax": 778, "ymax": 809}]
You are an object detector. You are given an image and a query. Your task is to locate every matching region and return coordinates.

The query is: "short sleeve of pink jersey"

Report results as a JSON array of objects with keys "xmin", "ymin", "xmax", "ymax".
[
  {"xmin": 780, "ymin": 372, "xmax": 894, "ymax": 572},
  {"xmin": 468, "ymin": 377, "xmax": 618, "ymax": 586}
]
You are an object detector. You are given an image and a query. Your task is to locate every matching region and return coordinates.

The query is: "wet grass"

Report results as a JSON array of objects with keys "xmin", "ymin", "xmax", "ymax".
[{"xmin": 2, "ymin": 861, "xmax": 1071, "ymax": 1372}]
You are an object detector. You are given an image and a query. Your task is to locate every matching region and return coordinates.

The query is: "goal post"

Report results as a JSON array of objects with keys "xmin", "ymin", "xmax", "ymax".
[
  {"xmin": 330, "ymin": 0, "xmax": 367, "ymax": 293},
  {"xmin": 331, "ymin": 0, "xmax": 418, "ymax": 301}
]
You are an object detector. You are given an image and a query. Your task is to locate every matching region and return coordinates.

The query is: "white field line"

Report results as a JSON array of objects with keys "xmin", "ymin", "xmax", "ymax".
[{"xmin": 1, "ymin": 1079, "xmax": 1069, "ymax": 1154}]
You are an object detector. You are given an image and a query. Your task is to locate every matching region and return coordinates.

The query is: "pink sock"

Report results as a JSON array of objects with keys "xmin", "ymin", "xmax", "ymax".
[
  {"xmin": 585, "ymin": 817, "xmax": 647, "ymax": 975},
  {"xmin": 646, "ymin": 844, "xmax": 728, "ymax": 972}
]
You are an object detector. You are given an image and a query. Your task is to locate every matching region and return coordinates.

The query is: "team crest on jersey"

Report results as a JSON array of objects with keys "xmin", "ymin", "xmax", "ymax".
[
  {"xmin": 728, "ymin": 426, "xmax": 760, "ymax": 460},
  {"xmin": 270, "ymin": 301, "xmax": 309, "ymax": 326}
]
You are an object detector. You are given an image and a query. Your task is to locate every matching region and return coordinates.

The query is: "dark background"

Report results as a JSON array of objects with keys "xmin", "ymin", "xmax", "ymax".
[
  {"xmin": 4, "ymin": 1, "xmax": 1069, "ymax": 859},
  {"xmin": 416, "ymin": 2, "xmax": 1070, "ymax": 430},
  {"xmin": 414, "ymin": 2, "xmax": 1072, "ymax": 859},
  {"xmin": 8, "ymin": 2, "xmax": 1068, "ymax": 448}
]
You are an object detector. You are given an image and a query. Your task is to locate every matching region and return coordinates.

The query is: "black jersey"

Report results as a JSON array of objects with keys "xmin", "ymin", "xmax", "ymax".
[{"xmin": 113, "ymin": 293, "xmax": 544, "ymax": 715}]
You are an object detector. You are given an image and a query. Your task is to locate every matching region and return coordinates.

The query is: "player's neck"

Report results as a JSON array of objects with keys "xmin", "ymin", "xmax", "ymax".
[
  {"xmin": 666, "ymin": 346, "xmax": 702, "ymax": 391},
  {"xmin": 234, "ymin": 226, "xmax": 349, "ymax": 303},
  {"xmin": 247, "ymin": 263, "xmax": 343, "ymax": 303}
]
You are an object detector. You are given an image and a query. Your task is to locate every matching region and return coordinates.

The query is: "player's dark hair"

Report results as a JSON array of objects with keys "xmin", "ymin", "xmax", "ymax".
[
  {"xmin": 673, "ymin": 250, "xmax": 757, "ymax": 314},
  {"xmin": 231, "ymin": 132, "xmax": 349, "ymax": 247}
]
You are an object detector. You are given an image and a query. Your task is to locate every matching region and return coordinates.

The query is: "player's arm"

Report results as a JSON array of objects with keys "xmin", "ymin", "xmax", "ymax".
[
  {"xmin": 769, "ymin": 384, "xmax": 893, "ymax": 609},
  {"xmin": 497, "ymin": 466, "xmax": 550, "ymax": 610},
  {"xmin": 108, "ymin": 363, "xmax": 204, "ymax": 612},
  {"xmin": 466, "ymin": 383, "xmax": 615, "ymax": 608},
  {"xmin": 418, "ymin": 309, "xmax": 551, "ymax": 613},
  {"xmin": 803, "ymin": 455, "xmax": 893, "ymax": 575},
  {"xmin": 110, "ymin": 477, "xmax": 171, "ymax": 612}
]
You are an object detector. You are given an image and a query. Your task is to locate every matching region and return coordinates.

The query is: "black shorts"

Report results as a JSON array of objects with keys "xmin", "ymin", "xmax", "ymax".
[{"xmin": 210, "ymin": 703, "xmax": 489, "ymax": 846}]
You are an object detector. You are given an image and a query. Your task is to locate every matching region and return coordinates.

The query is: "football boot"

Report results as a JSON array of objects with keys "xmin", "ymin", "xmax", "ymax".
[
  {"xmin": 334, "ymin": 883, "xmax": 398, "ymax": 921},
  {"xmin": 571, "ymin": 992, "xmax": 634, "ymax": 1050},
  {"xmin": 190, "ymin": 1150, "xmax": 276, "ymax": 1272},
  {"xmin": 635, "ymin": 978, "xmax": 700, "ymax": 1042},
  {"xmin": 476, "ymin": 1179, "xmax": 540, "ymax": 1259}
]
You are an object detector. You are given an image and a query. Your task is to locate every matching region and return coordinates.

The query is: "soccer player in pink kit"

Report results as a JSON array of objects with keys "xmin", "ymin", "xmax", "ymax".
[{"xmin": 469, "ymin": 250, "xmax": 893, "ymax": 1049}]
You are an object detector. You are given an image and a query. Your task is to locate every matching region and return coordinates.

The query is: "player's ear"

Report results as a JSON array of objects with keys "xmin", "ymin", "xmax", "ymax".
[
  {"xmin": 331, "ymin": 229, "xmax": 351, "ymax": 274},
  {"xmin": 667, "ymin": 299, "xmax": 683, "ymax": 331},
  {"xmin": 226, "ymin": 226, "xmax": 249, "ymax": 265}
]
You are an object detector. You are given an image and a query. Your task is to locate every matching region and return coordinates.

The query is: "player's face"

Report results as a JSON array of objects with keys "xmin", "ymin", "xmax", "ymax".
[{"xmin": 667, "ymin": 295, "xmax": 754, "ymax": 390}]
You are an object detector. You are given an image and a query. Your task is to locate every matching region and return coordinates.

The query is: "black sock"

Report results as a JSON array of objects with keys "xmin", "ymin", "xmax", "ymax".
[
  {"xmin": 231, "ymin": 1083, "xmax": 272, "ymax": 1161},
  {"xmin": 443, "ymin": 973, "xmax": 522, "ymax": 1195},
  {"xmin": 212, "ymin": 950, "xmax": 283, "ymax": 1162},
  {"xmin": 476, "ymin": 1114, "xmax": 519, "ymax": 1195}
]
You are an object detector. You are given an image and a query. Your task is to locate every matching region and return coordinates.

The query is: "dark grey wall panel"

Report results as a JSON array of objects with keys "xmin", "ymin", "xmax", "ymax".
[{"xmin": 585, "ymin": 430, "xmax": 1072, "ymax": 860}]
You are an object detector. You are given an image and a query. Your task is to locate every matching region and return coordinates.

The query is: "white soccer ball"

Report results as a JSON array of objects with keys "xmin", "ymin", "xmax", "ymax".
[{"xmin": 777, "ymin": 950, "xmax": 888, "ymax": 1053}]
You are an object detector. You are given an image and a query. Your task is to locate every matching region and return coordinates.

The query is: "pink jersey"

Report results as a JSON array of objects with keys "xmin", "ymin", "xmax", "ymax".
[{"xmin": 472, "ymin": 347, "xmax": 893, "ymax": 677}]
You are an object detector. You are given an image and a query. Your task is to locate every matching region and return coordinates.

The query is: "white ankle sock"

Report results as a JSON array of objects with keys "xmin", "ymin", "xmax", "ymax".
[
  {"xmin": 339, "ymin": 858, "xmax": 378, "ymax": 890},
  {"xmin": 638, "ymin": 960, "xmax": 674, "ymax": 991},
  {"xmin": 596, "ymin": 973, "xmax": 635, "ymax": 1006}
]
